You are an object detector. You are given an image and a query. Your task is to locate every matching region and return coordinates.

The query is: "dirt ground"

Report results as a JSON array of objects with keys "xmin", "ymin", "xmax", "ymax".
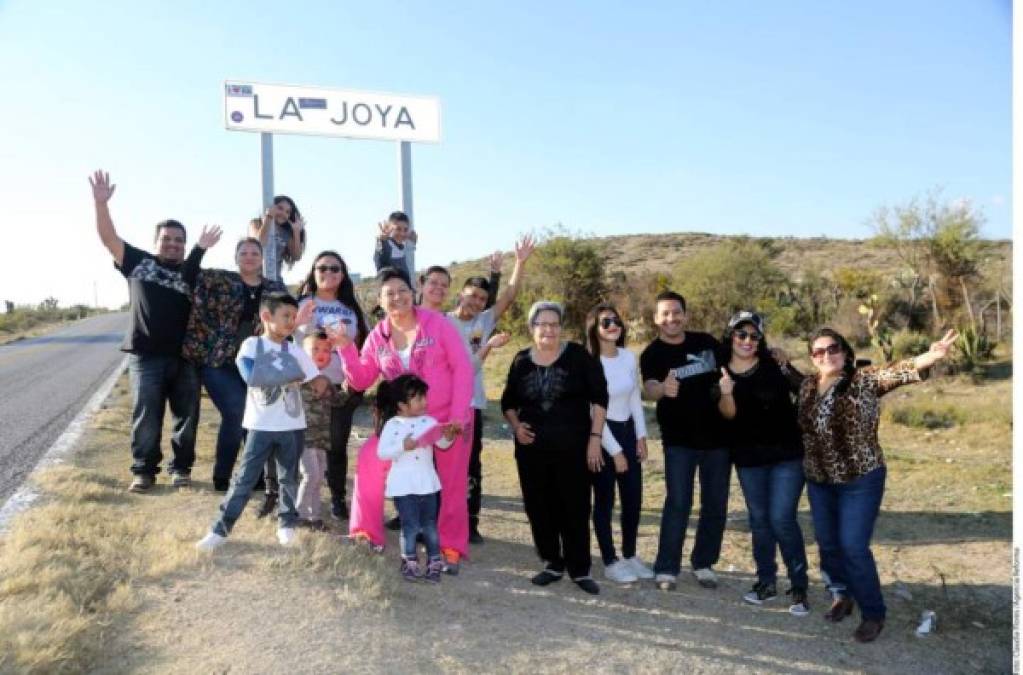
[{"xmin": 1, "ymin": 365, "xmax": 993, "ymax": 675}]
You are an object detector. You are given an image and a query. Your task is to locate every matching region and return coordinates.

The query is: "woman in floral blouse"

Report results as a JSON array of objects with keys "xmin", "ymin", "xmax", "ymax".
[
  {"xmin": 182, "ymin": 237, "xmax": 285, "ymax": 491},
  {"xmin": 797, "ymin": 327, "xmax": 957, "ymax": 643}
]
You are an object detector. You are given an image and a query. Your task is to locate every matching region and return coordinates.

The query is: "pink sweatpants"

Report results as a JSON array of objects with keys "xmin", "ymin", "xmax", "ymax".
[{"xmin": 349, "ymin": 429, "xmax": 472, "ymax": 557}]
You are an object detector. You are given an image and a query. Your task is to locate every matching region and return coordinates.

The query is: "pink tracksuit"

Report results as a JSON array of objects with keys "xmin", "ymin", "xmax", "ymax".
[{"xmin": 339, "ymin": 307, "xmax": 475, "ymax": 556}]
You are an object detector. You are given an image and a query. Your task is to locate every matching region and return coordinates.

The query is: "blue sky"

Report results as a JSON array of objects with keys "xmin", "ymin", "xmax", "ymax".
[{"xmin": 0, "ymin": 0, "xmax": 1010, "ymax": 306}]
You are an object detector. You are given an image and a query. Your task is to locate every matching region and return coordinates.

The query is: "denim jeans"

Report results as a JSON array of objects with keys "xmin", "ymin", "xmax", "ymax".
[
  {"xmin": 807, "ymin": 466, "xmax": 887, "ymax": 621},
  {"xmin": 653, "ymin": 445, "xmax": 731, "ymax": 576},
  {"xmin": 201, "ymin": 363, "xmax": 247, "ymax": 485},
  {"xmin": 394, "ymin": 492, "xmax": 441, "ymax": 560},
  {"xmin": 591, "ymin": 419, "xmax": 643, "ymax": 566},
  {"xmin": 212, "ymin": 429, "xmax": 303, "ymax": 536},
  {"xmin": 736, "ymin": 459, "xmax": 809, "ymax": 589},
  {"xmin": 128, "ymin": 353, "xmax": 200, "ymax": 477}
]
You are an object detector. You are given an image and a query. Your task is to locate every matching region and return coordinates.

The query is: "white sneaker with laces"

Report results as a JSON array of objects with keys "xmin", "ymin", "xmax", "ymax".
[
  {"xmin": 693, "ymin": 567, "xmax": 718, "ymax": 588},
  {"xmin": 655, "ymin": 573, "xmax": 677, "ymax": 591},
  {"xmin": 196, "ymin": 532, "xmax": 226, "ymax": 552},
  {"xmin": 624, "ymin": 556, "xmax": 655, "ymax": 580},
  {"xmin": 277, "ymin": 527, "xmax": 297, "ymax": 546},
  {"xmin": 604, "ymin": 560, "xmax": 639, "ymax": 584}
]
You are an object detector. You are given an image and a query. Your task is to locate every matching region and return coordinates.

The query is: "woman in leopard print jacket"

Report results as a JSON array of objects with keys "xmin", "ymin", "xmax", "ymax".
[{"xmin": 796, "ymin": 327, "xmax": 957, "ymax": 644}]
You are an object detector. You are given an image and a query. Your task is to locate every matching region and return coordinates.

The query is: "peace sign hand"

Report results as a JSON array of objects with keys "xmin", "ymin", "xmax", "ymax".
[
  {"xmin": 719, "ymin": 367, "xmax": 735, "ymax": 396},
  {"xmin": 89, "ymin": 170, "xmax": 116, "ymax": 203},
  {"xmin": 928, "ymin": 329, "xmax": 959, "ymax": 360}
]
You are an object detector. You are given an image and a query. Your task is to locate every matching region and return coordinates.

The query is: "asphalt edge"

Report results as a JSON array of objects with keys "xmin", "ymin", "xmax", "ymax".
[{"xmin": 0, "ymin": 356, "xmax": 129, "ymax": 534}]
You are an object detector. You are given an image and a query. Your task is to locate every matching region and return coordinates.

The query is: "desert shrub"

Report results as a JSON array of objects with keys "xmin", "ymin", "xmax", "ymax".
[
  {"xmin": 889, "ymin": 404, "xmax": 966, "ymax": 429},
  {"xmin": 890, "ymin": 329, "xmax": 933, "ymax": 360}
]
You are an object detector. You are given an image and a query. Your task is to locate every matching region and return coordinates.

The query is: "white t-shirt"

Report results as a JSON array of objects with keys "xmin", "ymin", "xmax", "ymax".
[
  {"xmin": 598, "ymin": 347, "xmax": 649, "ymax": 455},
  {"xmin": 236, "ymin": 336, "xmax": 321, "ymax": 431},
  {"xmin": 295, "ymin": 297, "xmax": 359, "ymax": 384},
  {"xmin": 377, "ymin": 415, "xmax": 452, "ymax": 497},
  {"xmin": 447, "ymin": 308, "xmax": 497, "ymax": 409}
]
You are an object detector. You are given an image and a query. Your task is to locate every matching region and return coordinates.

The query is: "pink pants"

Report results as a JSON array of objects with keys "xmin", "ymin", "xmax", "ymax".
[{"xmin": 349, "ymin": 430, "xmax": 472, "ymax": 557}]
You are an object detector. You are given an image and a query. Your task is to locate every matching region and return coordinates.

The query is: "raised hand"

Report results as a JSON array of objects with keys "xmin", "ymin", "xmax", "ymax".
[
  {"xmin": 377, "ymin": 220, "xmax": 391, "ymax": 240},
  {"xmin": 263, "ymin": 208, "xmax": 274, "ymax": 228},
  {"xmin": 719, "ymin": 367, "xmax": 735, "ymax": 396},
  {"xmin": 295, "ymin": 301, "xmax": 316, "ymax": 327},
  {"xmin": 515, "ymin": 235, "xmax": 536, "ymax": 263},
  {"xmin": 293, "ymin": 214, "xmax": 306, "ymax": 232},
  {"xmin": 487, "ymin": 332, "xmax": 511, "ymax": 349},
  {"xmin": 324, "ymin": 324, "xmax": 352, "ymax": 350},
  {"xmin": 928, "ymin": 329, "xmax": 959, "ymax": 360},
  {"xmin": 408, "ymin": 228, "xmax": 418, "ymax": 244},
  {"xmin": 89, "ymin": 170, "xmax": 116, "ymax": 203},
  {"xmin": 197, "ymin": 225, "xmax": 223, "ymax": 250},
  {"xmin": 489, "ymin": 251, "xmax": 503, "ymax": 273}
]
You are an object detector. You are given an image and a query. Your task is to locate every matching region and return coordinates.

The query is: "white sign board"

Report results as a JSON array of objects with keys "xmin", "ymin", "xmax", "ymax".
[{"xmin": 224, "ymin": 81, "xmax": 441, "ymax": 143}]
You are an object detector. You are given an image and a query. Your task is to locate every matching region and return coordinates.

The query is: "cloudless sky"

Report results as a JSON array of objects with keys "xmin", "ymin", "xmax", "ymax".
[{"xmin": 0, "ymin": 0, "xmax": 1010, "ymax": 307}]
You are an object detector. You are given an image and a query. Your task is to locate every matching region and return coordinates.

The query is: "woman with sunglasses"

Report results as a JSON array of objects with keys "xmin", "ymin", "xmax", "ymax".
[
  {"xmin": 293, "ymin": 252, "xmax": 371, "ymax": 521},
  {"xmin": 584, "ymin": 303, "xmax": 652, "ymax": 585},
  {"xmin": 182, "ymin": 237, "xmax": 286, "ymax": 491},
  {"xmin": 248, "ymin": 195, "xmax": 306, "ymax": 283},
  {"xmin": 501, "ymin": 301, "xmax": 610, "ymax": 595},
  {"xmin": 795, "ymin": 326, "xmax": 958, "ymax": 643},
  {"xmin": 716, "ymin": 311, "xmax": 809, "ymax": 615}
]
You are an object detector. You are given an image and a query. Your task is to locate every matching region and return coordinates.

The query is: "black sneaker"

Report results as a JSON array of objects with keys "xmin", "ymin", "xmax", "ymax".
[
  {"xmin": 743, "ymin": 581, "xmax": 778, "ymax": 605},
  {"xmin": 573, "ymin": 577, "xmax": 600, "ymax": 595},
  {"xmin": 330, "ymin": 497, "xmax": 349, "ymax": 521},
  {"xmin": 128, "ymin": 474, "xmax": 154, "ymax": 493},
  {"xmin": 530, "ymin": 569, "xmax": 564, "ymax": 586},
  {"xmin": 213, "ymin": 478, "xmax": 230, "ymax": 492},
  {"xmin": 469, "ymin": 527, "xmax": 485, "ymax": 545},
  {"xmin": 385, "ymin": 515, "xmax": 401, "ymax": 531},
  {"xmin": 787, "ymin": 587, "xmax": 810, "ymax": 616},
  {"xmin": 253, "ymin": 492, "xmax": 277, "ymax": 519}
]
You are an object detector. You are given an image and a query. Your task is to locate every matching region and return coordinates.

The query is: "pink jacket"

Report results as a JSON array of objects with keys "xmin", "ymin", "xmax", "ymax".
[{"xmin": 339, "ymin": 307, "xmax": 475, "ymax": 428}]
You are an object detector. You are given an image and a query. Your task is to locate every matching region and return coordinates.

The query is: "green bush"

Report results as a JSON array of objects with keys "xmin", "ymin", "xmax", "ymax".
[
  {"xmin": 889, "ymin": 404, "xmax": 965, "ymax": 429},
  {"xmin": 890, "ymin": 329, "xmax": 933, "ymax": 360}
]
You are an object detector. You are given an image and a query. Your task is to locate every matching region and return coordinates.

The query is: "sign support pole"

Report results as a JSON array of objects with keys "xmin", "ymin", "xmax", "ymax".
[
  {"xmin": 260, "ymin": 132, "xmax": 276, "ymax": 280},
  {"xmin": 398, "ymin": 140, "xmax": 415, "ymax": 286}
]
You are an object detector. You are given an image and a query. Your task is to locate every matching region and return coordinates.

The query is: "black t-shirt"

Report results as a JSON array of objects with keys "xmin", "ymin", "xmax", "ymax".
[
  {"xmin": 500, "ymin": 342, "xmax": 609, "ymax": 449},
  {"xmin": 721, "ymin": 359, "xmax": 804, "ymax": 467},
  {"xmin": 116, "ymin": 243, "xmax": 204, "ymax": 355},
  {"xmin": 640, "ymin": 333, "xmax": 724, "ymax": 449}
]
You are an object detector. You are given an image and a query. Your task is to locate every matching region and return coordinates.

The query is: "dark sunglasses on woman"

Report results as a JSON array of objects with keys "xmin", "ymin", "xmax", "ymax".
[
  {"xmin": 600, "ymin": 317, "xmax": 623, "ymax": 329},
  {"xmin": 315, "ymin": 264, "xmax": 342, "ymax": 273},
  {"xmin": 734, "ymin": 330, "xmax": 762, "ymax": 342},
  {"xmin": 811, "ymin": 343, "xmax": 843, "ymax": 359}
]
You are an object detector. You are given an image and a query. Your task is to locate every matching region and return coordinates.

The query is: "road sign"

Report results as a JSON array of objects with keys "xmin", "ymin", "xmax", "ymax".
[{"xmin": 224, "ymin": 81, "xmax": 441, "ymax": 143}]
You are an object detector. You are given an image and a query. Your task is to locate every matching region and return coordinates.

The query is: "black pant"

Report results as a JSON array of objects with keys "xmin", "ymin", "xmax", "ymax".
[
  {"xmin": 327, "ymin": 393, "xmax": 362, "ymax": 502},
  {"xmin": 468, "ymin": 408, "xmax": 484, "ymax": 528},
  {"xmin": 515, "ymin": 434, "xmax": 592, "ymax": 579},
  {"xmin": 591, "ymin": 419, "xmax": 643, "ymax": 566}
]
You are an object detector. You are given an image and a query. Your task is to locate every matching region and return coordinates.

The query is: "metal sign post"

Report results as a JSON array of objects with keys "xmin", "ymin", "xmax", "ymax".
[
  {"xmin": 224, "ymin": 81, "xmax": 441, "ymax": 285},
  {"xmin": 260, "ymin": 132, "xmax": 276, "ymax": 280}
]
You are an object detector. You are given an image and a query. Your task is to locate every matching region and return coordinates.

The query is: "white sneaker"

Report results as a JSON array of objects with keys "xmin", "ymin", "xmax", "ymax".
[
  {"xmin": 624, "ymin": 556, "xmax": 654, "ymax": 580},
  {"xmin": 655, "ymin": 573, "xmax": 677, "ymax": 591},
  {"xmin": 195, "ymin": 531, "xmax": 226, "ymax": 552},
  {"xmin": 277, "ymin": 527, "xmax": 297, "ymax": 546},
  {"xmin": 693, "ymin": 567, "xmax": 718, "ymax": 588},
  {"xmin": 604, "ymin": 560, "xmax": 639, "ymax": 584}
]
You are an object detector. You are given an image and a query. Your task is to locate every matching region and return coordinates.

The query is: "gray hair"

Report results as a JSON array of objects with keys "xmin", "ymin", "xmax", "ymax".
[{"xmin": 527, "ymin": 301, "xmax": 564, "ymax": 328}]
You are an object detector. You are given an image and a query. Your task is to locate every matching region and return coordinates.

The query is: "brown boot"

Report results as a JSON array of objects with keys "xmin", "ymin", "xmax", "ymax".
[
  {"xmin": 824, "ymin": 595, "xmax": 855, "ymax": 622},
  {"xmin": 853, "ymin": 618, "xmax": 884, "ymax": 643}
]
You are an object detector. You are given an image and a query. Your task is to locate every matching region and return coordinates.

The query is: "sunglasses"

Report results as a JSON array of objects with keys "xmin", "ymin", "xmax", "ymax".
[
  {"xmin": 734, "ymin": 330, "xmax": 762, "ymax": 342},
  {"xmin": 599, "ymin": 317, "xmax": 623, "ymax": 329},
  {"xmin": 315, "ymin": 265, "xmax": 342, "ymax": 273},
  {"xmin": 811, "ymin": 343, "xmax": 843, "ymax": 359}
]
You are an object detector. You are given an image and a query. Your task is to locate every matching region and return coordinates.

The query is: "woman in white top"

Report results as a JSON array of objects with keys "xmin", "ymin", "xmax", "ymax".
[
  {"xmin": 375, "ymin": 374, "xmax": 458, "ymax": 583},
  {"xmin": 585, "ymin": 303, "xmax": 653, "ymax": 584}
]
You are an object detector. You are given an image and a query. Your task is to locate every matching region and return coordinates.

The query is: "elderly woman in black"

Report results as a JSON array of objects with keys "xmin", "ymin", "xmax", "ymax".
[{"xmin": 501, "ymin": 301, "xmax": 610, "ymax": 595}]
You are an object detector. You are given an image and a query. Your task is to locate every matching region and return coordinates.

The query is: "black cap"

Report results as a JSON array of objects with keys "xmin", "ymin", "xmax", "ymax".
[{"xmin": 727, "ymin": 310, "xmax": 764, "ymax": 334}]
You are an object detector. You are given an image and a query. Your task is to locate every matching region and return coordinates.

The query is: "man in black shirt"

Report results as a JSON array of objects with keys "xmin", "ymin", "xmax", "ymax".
[
  {"xmin": 640, "ymin": 290, "xmax": 730, "ymax": 591},
  {"xmin": 90, "ymin": 170, "xmax": 222, "ymax": 492}
]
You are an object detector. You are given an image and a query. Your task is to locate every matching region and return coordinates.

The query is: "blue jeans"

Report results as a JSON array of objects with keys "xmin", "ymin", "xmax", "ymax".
[
  {"xmin": 591, "ymin": 419, "xmax": 643, "ymax": 566},
  {"xmin": 807, "ymin": 466, "xmax": 887, "ymax": 621},
  {"xmin": 736, "ymin": 459, "xmax": 809, "ymax": 589},
  {"xmin": 212, "ymin": 429, "xmax": 303, "ymax": 536},
  {"xmin": 201, "ymin": 363, "xmax": 248, "ymax": 485},
  {"xmin": 128, "ymin": 353, "xmax": 200, "ymax": 476},
  {"xmin": 394, "ymin": 493, "xmax": 441, "ymax": 560},
  {"xmin": 654, "ymin": 446, "xmax": 731, "ymax": 576}
]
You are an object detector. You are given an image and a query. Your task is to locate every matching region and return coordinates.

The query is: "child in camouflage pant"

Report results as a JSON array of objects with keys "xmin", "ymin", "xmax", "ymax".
[{"xmin": 297, "ymin": 332, "xmax": 344, "ymax": 529}]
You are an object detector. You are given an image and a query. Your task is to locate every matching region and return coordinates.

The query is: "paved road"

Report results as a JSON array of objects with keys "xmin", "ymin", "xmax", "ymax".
[{"xmin": 0, "ymin": 313, "xmax": 128, "ymax": 504}]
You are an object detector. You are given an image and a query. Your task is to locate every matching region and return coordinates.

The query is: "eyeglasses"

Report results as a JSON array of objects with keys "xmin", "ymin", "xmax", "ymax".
[
  {"xmin": 734, "ymin": 330, "xmax": 762, "ymax": 342},
  {"xmin": 599, "ymin": 317, "xmax": 623, "ymax": 329},
  {"xmin": 811, "ymin": 343, "xmax": 843, "ymax": 359},
  {"xmin": 315, "ymin": 265, "xmax": 342, "ymax": 273},
  {"xmin": 533, "ymin": 321, "xmax": 561, "ymax": 330}
]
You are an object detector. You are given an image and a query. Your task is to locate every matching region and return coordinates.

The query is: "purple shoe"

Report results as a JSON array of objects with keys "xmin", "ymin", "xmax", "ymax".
[
  {"xmin": 424, "ymin": 558, "xmax": 444, "ymax": 584},
  {"xmin": 400, "ymin": 557, "xmax": 422, "ymax": 582}
]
